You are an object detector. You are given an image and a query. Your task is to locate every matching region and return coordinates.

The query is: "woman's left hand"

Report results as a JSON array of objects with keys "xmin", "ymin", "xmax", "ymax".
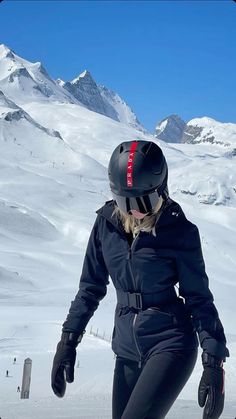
[{"xmin": 198, "ymin": 354, "xmax": 225, "ymax": 419}]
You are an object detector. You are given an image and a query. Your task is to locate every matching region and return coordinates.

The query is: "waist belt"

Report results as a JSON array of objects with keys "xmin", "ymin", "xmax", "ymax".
[{"xmin": 116, "ymin": 287, "xmax": 178, "ymax": 310}]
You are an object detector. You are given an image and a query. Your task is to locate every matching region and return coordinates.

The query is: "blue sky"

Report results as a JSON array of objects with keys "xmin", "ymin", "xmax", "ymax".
[{"xmin": 0, "ymin": 0, "xmax": 236, "ymax": 131}]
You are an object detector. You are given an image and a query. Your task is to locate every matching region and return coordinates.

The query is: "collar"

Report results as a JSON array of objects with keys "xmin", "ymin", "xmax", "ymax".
[{"xmin": 96, "ymin": 197, "xmax": 183, "ymax": 233}]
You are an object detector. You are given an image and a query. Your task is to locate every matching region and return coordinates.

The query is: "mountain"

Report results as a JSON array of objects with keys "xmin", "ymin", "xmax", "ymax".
[
  {"xmin": 62, "ymin": 70, "xmax": 119, "ymax": 120},
  {"xmin": 61, "ymin": 70, "xmax": 145, "ymax": 131},
  {"xmin": 0, "ymin": 44, "xmax": 144, "ymax": 131},
  {"xmin": 182, "ymin": 117, "xmax": 236, "ymax": 149},
  {"xmin": 0, "ymin": 44, "xmax": 235, "ymax": 417},
  {"xmin": 0, "ymin": 44, "xmax": 76, "ymax": 105},
  {"xmin": 155, "ymin": 114, "xmax": 186, "ymax": 143},
  {"xmin": 0, "ymin": 89, "xmax": 63, "ymax": 146},
  {"xmin": 98, "ymin": 84, "xmax": 143, "ymax": 131},
  {"xmin": 155, "ymin": 114, "xmax": 236, "ymax": 150}
]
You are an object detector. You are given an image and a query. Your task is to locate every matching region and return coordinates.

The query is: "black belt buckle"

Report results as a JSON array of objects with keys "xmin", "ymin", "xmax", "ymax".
[{"xmin": 127, "ymin": 292, "xmax": 143, "ymax": 310}]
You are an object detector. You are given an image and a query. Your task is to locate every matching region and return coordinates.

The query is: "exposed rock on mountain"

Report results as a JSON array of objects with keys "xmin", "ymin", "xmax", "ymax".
[
  {"xmin": 155, "ymin": 114, "xmax": 236, "ymax": 149},
  {"xmin": 155, "ymin": 114, "xmax": 186, "ymax": 142}
]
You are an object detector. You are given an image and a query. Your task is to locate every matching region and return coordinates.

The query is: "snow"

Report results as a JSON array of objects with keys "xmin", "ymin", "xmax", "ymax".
[
  {"xmin": 0, "ymin": 43, "xmax": 145, "ymax": 132},
  {"xmin": 156, "ymin": 118, "xmax": 168, "ymax": 132},
  {"xmin": 56, "ymin": 78, "xmax": 66, "ymax": 87},
  {"xmin": 187, "ymin": 116, "xmax": 233, "ymax": 128},
  {"xmin": 186, "ymin": 117, "xmax": 236, "ymax": 148},
  {"xmin": 0, "ymin": 44, "xmax": 77, "ymax": 105},
  {"xmin": 71, "ymin": 70, "xmax": 90, "ymax": 84},
  {"xmin": 155, "ymin": 114, "xmax": 236, "ymax": 148},
  {"xmin": 0, "ymin": 44, "xmax": 14, "ymax": 59},
  {"xmin": 0, "ymin": 44, "xmax": 236, "ymax": 418},
  {"xmin": 98, "ymin": 85, "xmax": 144, "ymax": 131}
]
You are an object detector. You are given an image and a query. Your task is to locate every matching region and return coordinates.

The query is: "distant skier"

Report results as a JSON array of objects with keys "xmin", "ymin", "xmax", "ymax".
[
  {"xmin": 13, "ymin": 357, "xmax": 16, "ymax": 364},
  {"xmin": 6, "ymin": 370, "xmax": 9, "ymax": 377},
  {"xmin": 17, "ymin": 386, "xmax": 20, "ymax": 392},
  {"xmin": 51, "ymin": 140, "xmax": 229, "ymax": 418}
]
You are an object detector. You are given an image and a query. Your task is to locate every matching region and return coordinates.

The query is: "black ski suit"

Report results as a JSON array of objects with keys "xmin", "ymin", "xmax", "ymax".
[{"xmin": 62, "ymin": 198, "xmax": 229, "ymax": 418}]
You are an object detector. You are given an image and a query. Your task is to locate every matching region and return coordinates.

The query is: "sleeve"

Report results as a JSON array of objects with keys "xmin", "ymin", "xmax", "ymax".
[
  {"xmin": 176, "ymin": 222, "xmax": 229, "ymax": 360},
  {"xmin": 62, "ymin": 215, "xmax": 109, "ymax": 335}
]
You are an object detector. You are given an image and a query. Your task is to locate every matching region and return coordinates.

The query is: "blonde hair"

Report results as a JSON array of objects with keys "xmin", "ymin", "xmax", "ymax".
[{"xmin": 112, "ymin": 196, "xmax": 164, "ymax": 238}]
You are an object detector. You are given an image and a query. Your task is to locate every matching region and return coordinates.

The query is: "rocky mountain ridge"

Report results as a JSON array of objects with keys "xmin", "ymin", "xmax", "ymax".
[
  {"xmin": 0, "ymin": 44, "xmax": 144, "ymax": 131},
  {"xmin": 155, "ymin": 114, "xmax": 236, "ymax": 149}
]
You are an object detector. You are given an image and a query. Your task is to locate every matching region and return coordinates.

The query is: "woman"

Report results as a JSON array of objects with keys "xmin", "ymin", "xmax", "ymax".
[{"xmin": 51, "ymin": 140, "xmax": 229, "ymax": 419}]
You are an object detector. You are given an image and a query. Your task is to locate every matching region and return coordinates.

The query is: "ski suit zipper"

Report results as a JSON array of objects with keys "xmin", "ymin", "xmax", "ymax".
[
  {"xmin": 99, "ymin": 212, "xmax": 145, "ymax": 367},
  {"xmin": 127, "ymin": 233, "xmax": 143, "ymax": 368},
  {"xmin": 133, "ymin": 313, "xmax": 142, "ymax": 368},
  {"xmin": 127, "ymin": 233, "xmax": 139, "ymax": 288}
]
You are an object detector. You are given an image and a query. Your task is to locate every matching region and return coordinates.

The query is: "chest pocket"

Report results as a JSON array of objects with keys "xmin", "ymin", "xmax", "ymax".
[{"xmin": 134, "ymin": 250, "xmax": 178, "ymax": 293}]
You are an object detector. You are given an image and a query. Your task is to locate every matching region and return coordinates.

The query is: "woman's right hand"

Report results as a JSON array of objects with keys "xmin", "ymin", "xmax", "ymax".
[
  {"xmin": 51, "ymin": 331, "xmax": 84, "ymax": 397},
  {"xmin": 51, "ymin": 340, "xmax": 76, "ymax": 397}
]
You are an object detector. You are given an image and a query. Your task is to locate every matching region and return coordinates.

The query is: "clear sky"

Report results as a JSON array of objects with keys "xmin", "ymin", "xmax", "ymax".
[{"xmin": 0, "ymin": 0, "xmax": 236, "ymax": 131}]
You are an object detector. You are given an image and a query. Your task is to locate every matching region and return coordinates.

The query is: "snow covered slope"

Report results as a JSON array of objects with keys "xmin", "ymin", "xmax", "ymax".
[
  {"xmin": 183, "ymin": 117, "xmax": 236, "ymax": 148},
  {"xmin": 98, "ymin": 84, "xmax": 144, "ymax": 131},
  {"xmin": 59, "ymin": 70, "xmax": 145, "ymax": 131},
  {"xmin": 22, "ymin": 101, "xmax": 236, "ymax": 208},
  {"xmin": 0, "ymin": 43, "xmax": 143, "ymax": 131},
  {"xmin": 0, "ymin": 44, "xmax": 76, "ymax": 105},
  {"xmin": 0, "ymin": 45, "xmax": 235, "ymax": 418},
  {"xmin": 62, "ymin": 70, "xmax": 119, "ymax": 121}
]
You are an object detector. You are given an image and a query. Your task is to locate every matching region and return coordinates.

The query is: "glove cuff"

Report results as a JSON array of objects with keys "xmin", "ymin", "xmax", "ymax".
[
  {"xmin": 61, "ymin": 331, "xmax": 85, "ymax": 347},
  {"xmin": 202, "ymin": 352, "xmax": 224, "ymax": 368}
]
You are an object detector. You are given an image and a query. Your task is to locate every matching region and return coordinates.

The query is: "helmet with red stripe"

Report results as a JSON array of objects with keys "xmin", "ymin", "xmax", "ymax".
[{"xmin": 108, "ymin": 140, "xmax": 168, "ymax": 214}]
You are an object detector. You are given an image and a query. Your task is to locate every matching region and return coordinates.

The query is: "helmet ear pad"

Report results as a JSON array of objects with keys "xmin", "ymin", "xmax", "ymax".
[{"xmin": 157, "ymin": 169, "xmax": 169, "ymax": 200}]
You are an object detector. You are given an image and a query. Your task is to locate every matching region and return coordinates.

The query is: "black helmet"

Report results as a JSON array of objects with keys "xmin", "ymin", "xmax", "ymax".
[{"xmin": 108, "ymin": 140, "xmax": 168, "ymax": 214}]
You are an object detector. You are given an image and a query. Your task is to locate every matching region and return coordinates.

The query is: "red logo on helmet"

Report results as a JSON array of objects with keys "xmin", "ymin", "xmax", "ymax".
[{"xmin": 127, "ymin": 141, "xmax": 138, "ymax": 187}]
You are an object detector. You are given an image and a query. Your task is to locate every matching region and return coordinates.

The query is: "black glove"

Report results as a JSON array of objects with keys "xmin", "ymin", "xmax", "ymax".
[
  {"xmin": 198, "ymin": 353, "xmax": 225, "ymax": 419},
  {"xmin": 51, "ymin": 331, "xmax": 84, "ymax": 398}
]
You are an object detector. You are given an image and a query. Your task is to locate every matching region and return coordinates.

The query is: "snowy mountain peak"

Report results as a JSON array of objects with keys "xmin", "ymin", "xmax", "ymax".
[
  {"xmin": 0, "ymin": 45, "xmax": 144, "ymax": 130},
  {"xmin": 155, "ymin": 114, "xmax": 186, "ymax": 143},
  {"xmin": 182, "ymin": 117, "xmax": 236, "ymax": 147},
  {"xmin": 0, "ymin": 44, "xmax": 15, "ymax": 60},
  {"xmin": 32, "ymin": 61, "xmax": 50, "ymax": 78},
  {"xmin": 187, "ymin": 116, "xmax": 220, "ymax": 127},
  {"xmin": 56, "ymin": 78, "xmax": 65, "ymax": 87},
  {"xmin": 155, "ymin": 114, "xmax": 236, "ymax": 148},
  {"xmin": 0, "ymin": 44, "xmax": 77, "ymax": 105},
  {"xmin": 63, "ymin": 70, "xmax": 121, "ymax": 122},
  {"xmin": 80, "ymin": 69, "xmax": 90, "ymax": 78},
  {"xmin": 71, "ymin": 70, "xmax": 92, "ymax": 84}
]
